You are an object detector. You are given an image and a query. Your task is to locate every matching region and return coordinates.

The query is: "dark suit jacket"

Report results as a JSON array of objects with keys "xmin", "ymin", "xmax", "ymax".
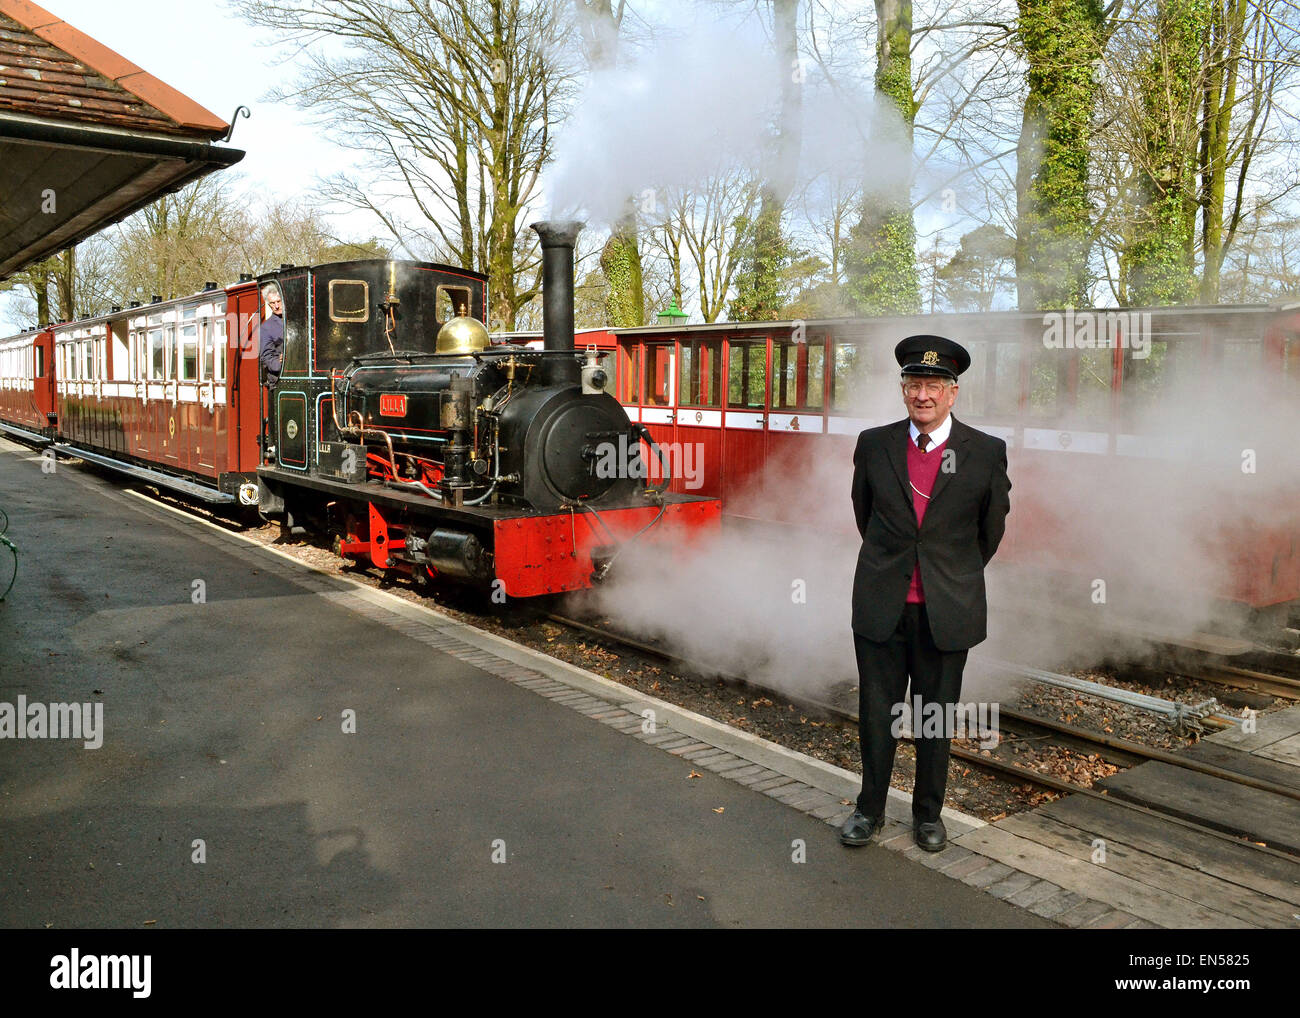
[
  {"xmin": 258, "ymin": 313, "xmax": 284, "ymax": 386},
  {"xmin": 851, "ymin": 416, "xmax": 1011, "ymax": 651}
]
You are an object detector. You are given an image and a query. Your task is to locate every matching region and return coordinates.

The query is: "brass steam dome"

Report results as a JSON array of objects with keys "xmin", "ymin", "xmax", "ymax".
[{"xmin": 436, "ymin": 315, "xmax": 491, "ymax": 354}]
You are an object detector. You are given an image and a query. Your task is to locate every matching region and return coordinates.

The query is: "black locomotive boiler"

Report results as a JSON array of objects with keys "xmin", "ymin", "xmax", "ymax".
[{"xmin": 255, "ymin": 221, "xmax": 720, "ymax": 596}]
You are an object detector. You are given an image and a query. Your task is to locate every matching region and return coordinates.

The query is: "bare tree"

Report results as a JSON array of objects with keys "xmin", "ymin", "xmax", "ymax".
[
  {"xmin": 235, "ymin": 0, "xmax": 575, "ymax": 329},
  {"xmin": 649, "ymin": 171, "xmax": 762, "ymax": 323}
]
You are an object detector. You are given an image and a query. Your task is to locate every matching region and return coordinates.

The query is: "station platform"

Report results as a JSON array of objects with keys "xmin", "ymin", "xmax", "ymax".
[{"xmin": 0, "ymin": 438, "xmax": 1151, "ymax": 927}]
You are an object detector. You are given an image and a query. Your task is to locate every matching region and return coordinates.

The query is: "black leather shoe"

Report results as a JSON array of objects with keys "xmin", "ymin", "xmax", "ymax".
[
  {"xmin": 914, "ymin": 819, "xmax": 947, "ymax": 852},
  {"xmin": 839, "ymin": 811, "xmax": 884, "ymax": 847}
]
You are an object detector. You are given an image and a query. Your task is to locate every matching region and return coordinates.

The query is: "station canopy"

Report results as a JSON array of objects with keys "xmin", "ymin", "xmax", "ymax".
[{"xmin": 0, "ymin": 0, "xmax": 244, "ymax": 280}]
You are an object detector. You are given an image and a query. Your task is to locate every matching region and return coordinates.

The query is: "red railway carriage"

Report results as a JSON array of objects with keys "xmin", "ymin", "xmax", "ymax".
[
  {"xmin": 33, "ymin": 284, "xmax": 264, "ymax": 503},
  {"xmin": 0, "ymin": 327, "xmax": 56, "ymax": 441},
  {"xmin": 607, "ymin": 306, "xmax": 1300, "ymax": 621}
]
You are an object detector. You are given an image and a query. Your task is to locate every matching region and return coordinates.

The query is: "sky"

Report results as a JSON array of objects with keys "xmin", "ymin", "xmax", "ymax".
[
  {"xmin": 46, "ymin": 0, "xmax": 349, "ymax": 204},
  {"xmin": 0, "ymin": 0, "xmax": 366, "ymax": 332}
]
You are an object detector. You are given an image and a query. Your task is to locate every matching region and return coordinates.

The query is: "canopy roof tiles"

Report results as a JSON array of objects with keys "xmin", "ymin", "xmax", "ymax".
[{"xmin": 0, "ymin": 0, "xmax": 243, "ymax": 280}]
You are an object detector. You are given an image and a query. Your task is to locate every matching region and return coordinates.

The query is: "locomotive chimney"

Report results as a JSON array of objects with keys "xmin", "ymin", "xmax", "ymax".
[{"xmin": 531, "ymin": 220, "xmax": 584, "ymax": 385}]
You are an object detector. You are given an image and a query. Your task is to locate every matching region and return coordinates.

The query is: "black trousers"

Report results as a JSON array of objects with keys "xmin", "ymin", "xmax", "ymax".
[{"xmin": 854, "ymin": 603, "xmax": 968, "ymax": 824}]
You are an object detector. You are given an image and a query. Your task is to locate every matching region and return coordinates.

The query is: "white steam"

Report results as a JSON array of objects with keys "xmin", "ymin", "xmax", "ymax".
[
  {"xmin": 546, "ymin": 7, "xmax": 910, "ymax": 228},
  {"xmin": 587, "ymin": 335, "xmax": 1300, "ymax": 708}
]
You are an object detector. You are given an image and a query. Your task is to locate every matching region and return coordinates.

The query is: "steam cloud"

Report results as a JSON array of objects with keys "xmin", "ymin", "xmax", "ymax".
[
  {"xmin": 585, "ymin": 334, "xmax": 1300, "ymax": 709},
  {"xmin": 546, "ymin": 7, "xmax": 911, "ymax": 228}
]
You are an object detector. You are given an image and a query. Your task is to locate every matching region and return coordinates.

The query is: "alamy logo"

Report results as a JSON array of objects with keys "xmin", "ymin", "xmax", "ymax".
[
  {"xmin": 1042, "ymin": 309, "xmax": 1151, "ymax": 360},
  {"xmin": 50, "ymin": 950, "xmax": 151, "ymax": 998},
  {"xmin": 0, "ymin": 697, "xmax": 103, "ymax": 749},
  {"xmin": 590, "ymin": 435, "xmax": 703, "ymax": 490},
  {"xmin": 891, "ymin": 696, "xmax": 999, "ymax": 750}
]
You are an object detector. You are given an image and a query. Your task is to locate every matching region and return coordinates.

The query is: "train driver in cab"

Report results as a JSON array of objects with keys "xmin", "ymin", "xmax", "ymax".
[{"xmin": 258, "ymin": 283, "xmax": 284, "ymax": 387}]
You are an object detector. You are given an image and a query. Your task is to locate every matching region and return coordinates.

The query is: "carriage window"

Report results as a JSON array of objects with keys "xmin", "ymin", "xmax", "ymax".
[
  {"xmin": 618, "ymin": 344, "xmax": 640, "ymax": 403},
  {"xmin": 328, "ymin": 279, "xmax": 369, "ymax": 323},
  {"xmin": 82, "ymin": 339, "xmax": 93, "ymax": 380},
  {"xmin": 201, "ymin": 322, "xmax": 213, "ymax": 381},
  {"xmin": 643, "ymin": 344, "xmax": 672, "ymax": 406},
  {"xmin": 771, "ymin": 335, "xmax": 825, "ymax": 410},
  {"xmin": 1119, "ymin": 340, "xmax": 1172, "ymax": 429},
  {"xmin": 993, "ymin": 342, "xmax": 1022, "ymax": 418},
  {"xmin": 180, "ymin": 324, "xmax": 199, "ymax": 381},
  {"xmin": 678, "ymin": 338, "xmax": 722, "ymax": 408},
  {"xmin": 167, "ymin": 325, "xmax": 179, "ymax": 380},
  {"xmin": 830, "ymin": 337, "xmax": 870, "ymax": 411},
  {"xmin": 1027, "ymin": 345, "xmax": 1062, "ymax": 416},
  {"xmin": 149, "ymin": 329, "xmax": 165, "ymax": 380},
  {"xmin": 727, "ymin": 340, "xmax": 767, "ymax": 409},
  {"xmin": 437, "ymin": 285, "xmax": 472, "ymax": 322},
  {"xmin": 1121, "ymin": 340, "xmax": 1171, "ymax": 398},
  {"xmin": 214, "ymin": 318, "xmax": 227, "ymax": 382},
  {"xmin": 1074, "ymin": 349, "xmax": 1112, "ymax": 424},
  {"xmin": 33, "ymin": 346, "xmax": 43, "ymax": 378}
]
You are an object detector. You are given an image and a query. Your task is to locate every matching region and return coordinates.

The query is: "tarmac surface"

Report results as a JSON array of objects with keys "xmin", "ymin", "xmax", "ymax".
[{"xmin": 0, "ymin": 437, "xmax": 1049, "ymax": 927}]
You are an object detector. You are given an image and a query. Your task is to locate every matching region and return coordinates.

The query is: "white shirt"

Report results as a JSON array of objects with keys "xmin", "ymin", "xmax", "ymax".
[{"xmin": 909, "ymin": 415, "xmax": 952, "ymax": 451}]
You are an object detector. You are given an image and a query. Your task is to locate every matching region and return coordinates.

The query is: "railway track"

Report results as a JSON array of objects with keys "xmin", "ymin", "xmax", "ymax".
[{"xmin": 544, "ymin": 609, "xmax": 1300, "ymax": 860}]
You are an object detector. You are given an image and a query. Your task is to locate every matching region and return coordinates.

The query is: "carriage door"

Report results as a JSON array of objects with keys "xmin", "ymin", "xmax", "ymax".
[
  {"xmin": 765, "ymin": 330, "xmax": 827, "ymax": 524},
  {"xmin": 674, "ymin": 335, "xmax": 723, "ymax": 496},
  {"xmin": 639, "ymin": 340, "xmax": 675, "ymax": 489}
]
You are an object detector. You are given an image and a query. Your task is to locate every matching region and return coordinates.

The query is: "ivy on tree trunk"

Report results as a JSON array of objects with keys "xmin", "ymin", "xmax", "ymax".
[
  {"xmin": 601, "ymin": 212, "xmax": 644, "ymax": 327},
  {"xmin": 1127, "ymin": 0, "xmax": 1207, "ymax": 305},
  {"xmin": 1014, "ymin": 0, "xmax": 1106, "ymax": 309},
  {"xmin": 845, "ymin": 0, "xmax": 920, "ymax": 316}
]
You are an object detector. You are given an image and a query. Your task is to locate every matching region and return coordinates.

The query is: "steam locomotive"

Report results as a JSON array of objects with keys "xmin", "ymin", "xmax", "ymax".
[
  {"xmin": 0, "ymin": 222, "xmax": 720, "ymax": 597},
  {"xmin": 255, "ymin": 221, "xmax": 720, "ymax": 595}
]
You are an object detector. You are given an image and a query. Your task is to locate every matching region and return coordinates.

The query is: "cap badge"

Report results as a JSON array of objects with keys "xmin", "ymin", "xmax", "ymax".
[{"xmin": 922, "ymin": 350, "xmax": 940, "ymax": 366}]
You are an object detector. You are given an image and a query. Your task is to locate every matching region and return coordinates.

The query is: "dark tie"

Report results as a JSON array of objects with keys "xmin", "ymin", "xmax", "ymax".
[{"xmin": 917, "ymin": 433, "xmax": 930, "ymax": 452}]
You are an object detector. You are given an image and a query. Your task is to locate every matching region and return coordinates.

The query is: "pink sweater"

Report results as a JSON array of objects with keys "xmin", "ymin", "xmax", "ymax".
[{"xmin": 905, "ymin": 437, "xmax": 946, "ymax": 603}]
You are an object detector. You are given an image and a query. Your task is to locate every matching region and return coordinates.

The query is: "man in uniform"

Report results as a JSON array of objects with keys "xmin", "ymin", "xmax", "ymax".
[
  {"xmin": 257, "ymin": 283, "xmax": 284, "ymax": 387},
  {"xmin": 840, "ymin": 335, "xmax": 1011, "ymax": 852},
  {"xmin": 257, "ymin": 283, "xmax": 284, "ymax": 462}
]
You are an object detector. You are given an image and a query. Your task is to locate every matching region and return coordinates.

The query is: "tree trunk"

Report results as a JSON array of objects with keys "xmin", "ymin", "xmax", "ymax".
[
  {"xmin": 55, "ymin": 247, "xmax": 76, "ymax": 320},
  {"xmin": 1128, "ymin": 0, "xmax": 1207, "ymax": 305},
  {"xmin": 734, "ymin": 0, "xmax": 800, "ymax": 322},
  {"xmin": 1014, "ymin": 0, "xmax": 1106, "ymax": 309},
  {"xmin": 845, "ymin": 0, "xmax": 920, "ymax": 315},
  {"xmin": 601, "ymin": 210, "xmax": 644, "ymax": 326},
  {"xmin": 1198, "ymin": 0, "xmax": 1247, "ymax": 303}
]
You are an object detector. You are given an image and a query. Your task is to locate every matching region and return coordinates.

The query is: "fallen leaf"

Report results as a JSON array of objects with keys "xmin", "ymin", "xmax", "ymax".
[
  {"xmin": 712, "ymin": 807, "xmax": 725, "ymax": 814},
  {"xmin": 143, "ymin": 919, "xmax": 157, "ymax": 926},
  {"xmin": 688, "ymin": 770, "xmax": 702, "ymax": 779}
]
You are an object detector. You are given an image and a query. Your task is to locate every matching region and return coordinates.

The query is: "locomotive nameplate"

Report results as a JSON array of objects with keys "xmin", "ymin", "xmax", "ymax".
[{"xmin": 379, "ymin": 394, "xmax": 408, "ymax": 418}]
